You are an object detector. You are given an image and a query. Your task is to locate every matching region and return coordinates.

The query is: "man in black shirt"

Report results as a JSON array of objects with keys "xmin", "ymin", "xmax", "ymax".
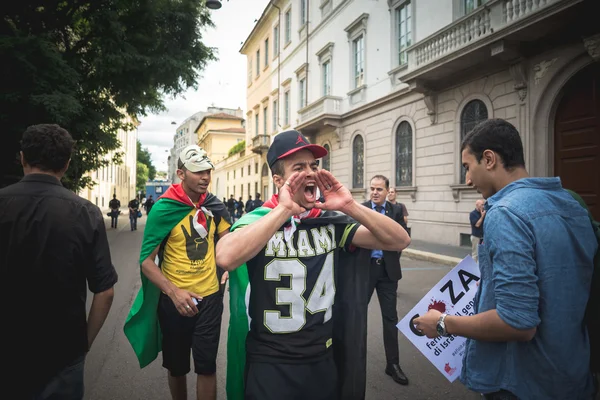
[
  {"xmin": 216, "ymin": 130, "xmax": 411, "ymax": 400},
  {"xmin": 245, "ymin": 195, "xmax": 254, "ymax": 213},
  {"xmin": 128, "ymin": 197, "xmax": 141, "ymax": 231},
  {"xmin": 144, "ymin": 195, "xmax": 155, "ymax": 215},
  {"xmin": 0, "ymin": 124, "xmax": 118, "ymax": 399},
  {"xmin": 109, "ymin": 194, "xmax": 121, "ymax": 228}
]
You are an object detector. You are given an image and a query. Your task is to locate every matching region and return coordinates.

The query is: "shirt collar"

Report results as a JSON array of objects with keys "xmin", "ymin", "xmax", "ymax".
[
  {"xmin": 486, "ymin": 177, "xmax": 562, "ymax": 209},
  {"xmin": 21, "ymin": 173, "xmax": 63, "ymax": 186},
  {"xmin": 371, "ymin": 200, "xmax": 387, "ymax": 210}
]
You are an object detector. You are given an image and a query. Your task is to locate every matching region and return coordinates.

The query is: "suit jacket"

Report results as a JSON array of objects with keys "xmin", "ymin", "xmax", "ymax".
[{"xmin": 361, "ymin": 201, "xmax": 406, "ymax": 281}]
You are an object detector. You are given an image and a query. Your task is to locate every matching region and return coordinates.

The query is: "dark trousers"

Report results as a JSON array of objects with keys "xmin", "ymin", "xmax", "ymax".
[
  {"xmin": 129, "ymin": 214, "xmax": 138, "ymax": 230},
  {"xmin": 33, "ymin": 355, "xmax": 85, "ymax": 400},
  {"xmin": 368, "ymin": 258, "xmax": 399, "ymax": 365},
  {"xmin": 110, "ymin": 212, "xmax": 118, "ymax": 228},
  {"xmin": 483, "ymin": 390, "xmax": 518, "ymax": 400},
  {"xmin": 244, "ymin": 355, "xmax": 337, "ymax": 400}
]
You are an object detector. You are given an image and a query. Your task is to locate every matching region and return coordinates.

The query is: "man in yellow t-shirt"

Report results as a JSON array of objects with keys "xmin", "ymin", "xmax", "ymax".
[{"xmin": 140, "ymin": 145, "xmax": 231, "ymax": 400}]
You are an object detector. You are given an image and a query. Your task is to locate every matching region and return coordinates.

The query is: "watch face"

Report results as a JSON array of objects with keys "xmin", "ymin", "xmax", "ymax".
[{"xmin": 436, "ymin": 322, "xmax": 445, "ymax": 337}]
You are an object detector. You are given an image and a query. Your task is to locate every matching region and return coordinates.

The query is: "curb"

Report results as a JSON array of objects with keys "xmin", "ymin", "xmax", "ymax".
[{"xmin": 403, "ymin": 248, "xmax": 463, "ymax": 267}]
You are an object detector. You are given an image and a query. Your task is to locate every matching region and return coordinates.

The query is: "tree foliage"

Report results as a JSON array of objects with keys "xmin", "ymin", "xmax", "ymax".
[
  {"xmin": 136, "ymin": 162, "xmax": 149, "ymax": 192},
  {"xmin": 137, "ymin": 140, "xmax": 156, "ymax": 181},
  {"xmin": 1, "ymin": 0, "xmax": 216, "ymax": 191},
  {"xmin": 228, "ymin": 140, "xmax": 246, "ymax": 157}
]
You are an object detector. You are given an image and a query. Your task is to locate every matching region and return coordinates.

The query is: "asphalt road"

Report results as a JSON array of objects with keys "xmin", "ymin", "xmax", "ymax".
[{"xmin": 84, "ymin": 215, "xmax": 480, "ymax": 400}]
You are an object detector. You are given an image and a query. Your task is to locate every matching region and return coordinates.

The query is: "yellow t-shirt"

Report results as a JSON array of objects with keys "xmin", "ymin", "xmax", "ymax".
[{"xmin": 161, "ymin": 209, "xmax": 231, "ymax": 297}]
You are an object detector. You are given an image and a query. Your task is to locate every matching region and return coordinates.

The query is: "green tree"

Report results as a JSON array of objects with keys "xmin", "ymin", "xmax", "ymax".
[
  {"xmin": 137, "ymin": 140, "xmax": 156, "ymax": 181},
  {"xmin": 1, "ymin": 0, "xmax": 216, "ymax": 191},
  {"xmin": 136, "ymin": 162, "xmax": 149, "ymax": 192}
]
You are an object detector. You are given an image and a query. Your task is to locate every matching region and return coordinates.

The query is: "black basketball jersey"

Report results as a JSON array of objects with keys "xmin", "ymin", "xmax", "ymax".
[{"xmin": 246, "ymin": 218, "xmax": 360, "ymax": 363}]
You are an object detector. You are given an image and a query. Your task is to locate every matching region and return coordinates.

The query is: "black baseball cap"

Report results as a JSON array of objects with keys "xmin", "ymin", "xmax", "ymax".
[{"xmin": 267, "ymin": 130, "xmax": 328, "ymax": 169}]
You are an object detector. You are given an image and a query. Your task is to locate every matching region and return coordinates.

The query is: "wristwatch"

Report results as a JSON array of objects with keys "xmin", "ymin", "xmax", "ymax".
[{"xmin": 436, "ymin": 313, "xmax": 451, "ymax": 337}]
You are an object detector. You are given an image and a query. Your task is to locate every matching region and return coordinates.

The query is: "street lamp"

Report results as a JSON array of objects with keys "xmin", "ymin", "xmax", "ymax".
[{"xmin": 206, "ymin": 0, "xmax": 222, "ymax": 10}]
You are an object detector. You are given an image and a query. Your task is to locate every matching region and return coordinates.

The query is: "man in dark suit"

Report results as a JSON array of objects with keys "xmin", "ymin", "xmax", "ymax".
[{"xmin": 363, "ymin": 174, "xmax": 409, "ymax": 386}]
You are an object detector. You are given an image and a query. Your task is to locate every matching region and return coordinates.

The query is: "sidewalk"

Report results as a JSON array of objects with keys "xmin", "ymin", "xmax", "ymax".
[{"xmin": 403, "ymin": 238, "xmax": 470, "ymax": 267}]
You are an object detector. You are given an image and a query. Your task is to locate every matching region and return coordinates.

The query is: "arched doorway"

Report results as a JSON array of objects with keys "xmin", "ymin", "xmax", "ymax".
[{"xmin": 554, "ymin": 63, "xmax": 600, "ymax": 220}]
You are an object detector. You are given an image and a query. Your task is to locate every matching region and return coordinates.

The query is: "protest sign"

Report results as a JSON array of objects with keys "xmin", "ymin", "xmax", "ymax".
[{"xmin": 397, "ymin": 256, "xmax": 480, "ymax": 382}]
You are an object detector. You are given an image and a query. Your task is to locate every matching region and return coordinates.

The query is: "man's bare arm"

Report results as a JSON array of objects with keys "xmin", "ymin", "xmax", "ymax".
[{"xmin": 87, "ymin": 287, "xmax": 114, "ymax": 349}]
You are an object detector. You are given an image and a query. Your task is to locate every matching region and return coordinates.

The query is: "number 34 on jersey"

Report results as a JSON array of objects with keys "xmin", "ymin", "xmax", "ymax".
[{"xmin": 264, "ymin": 252, "xmax": 336, "ymax": 334}]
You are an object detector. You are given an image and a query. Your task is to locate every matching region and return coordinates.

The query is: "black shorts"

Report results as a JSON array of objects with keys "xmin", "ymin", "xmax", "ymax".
[
  {"xmin": 244, "ymin": 355, "xmax": 337, "ymax": 400},
  {"xmin": 157, "ymin": 291, "xmax": 223, "ymax": 376}
]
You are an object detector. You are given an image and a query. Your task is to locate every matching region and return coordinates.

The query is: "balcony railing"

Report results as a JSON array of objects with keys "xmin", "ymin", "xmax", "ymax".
[
  {"xmin": 400, "ymin": 0, "xmax": 565, "ymax": 79},
  {"xmin": 298, "ymin": 96, "xmax": 343, "ymax": 126},
  {"xmin": 251, "ymin": 134, "xmax": 270, "ymax": 154}
]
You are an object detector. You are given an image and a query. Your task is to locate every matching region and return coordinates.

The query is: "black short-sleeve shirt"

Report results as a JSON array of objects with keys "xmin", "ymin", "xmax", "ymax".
[{"xmin": 0, "ymin": 174, "xmax": 118, "ymax": 389}]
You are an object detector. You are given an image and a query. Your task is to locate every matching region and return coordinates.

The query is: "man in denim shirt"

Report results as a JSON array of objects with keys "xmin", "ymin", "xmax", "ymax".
[{"xmin": 415, "ymin": 119, "xmax": 597, "ymax": 399}]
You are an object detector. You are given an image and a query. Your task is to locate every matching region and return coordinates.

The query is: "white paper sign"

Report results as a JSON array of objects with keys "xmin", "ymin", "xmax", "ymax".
[{"xmin": 397, "ymin": 256, "xmax": 480, "ymax": 382}]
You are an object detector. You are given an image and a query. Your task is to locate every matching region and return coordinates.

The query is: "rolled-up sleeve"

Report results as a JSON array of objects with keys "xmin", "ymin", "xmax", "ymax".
[
  {"xmin": 486, "ymin": 207, "xmax": 540, "ymax": 330},
  {"xmin": 86, "ymin": 206, "xmax": 119, "ymax": 293}
]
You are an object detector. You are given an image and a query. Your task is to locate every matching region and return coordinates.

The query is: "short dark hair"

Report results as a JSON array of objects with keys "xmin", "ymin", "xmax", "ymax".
[
  {"xmin": 177, "ymin": 159, "xmax": 185, "ymax": 169},
  {"xmin": 370, "ymin": 174, "xmax": 390, "ymax": 189},
  {"xmin": 461, "ymin": 119, "xmax": 525, "ymax": 169},
  {"xmin": 271, "ymin": 159, "xmax": 284, "ymax": 177},
  {"xmin": 20, "ymin": 124, "xmax": 74, "ymax": 172}
]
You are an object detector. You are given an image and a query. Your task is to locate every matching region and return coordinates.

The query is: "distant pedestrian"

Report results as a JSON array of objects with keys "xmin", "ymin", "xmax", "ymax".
[
  {"xmin": 237, "ymin": 196, "xmax": 244, "ymax": 219},
  {"xmin": 129, "ymin": 197, "xmax": 141, "ymax": 231},
  {"xmin": 469, "ymin": 199, "xmax": 485, "ymax": 262},
  {"xmin": 253, "ymin": 192, "xmax": 263, "ymax": 208},
  {"xmin": 109, "ymin": 194, "xmax": 121, "ymax": 228},
  {"xmin": 144, "ymin": 195, "xmax": 155, "ymax": 215},
  {"xmin": 245, "ymin": 195, "xmax": 254, "ymax": 213},
  {"xmin": 227, "ymin": 195, "xmax": 235, "ymax": 220},
  {"xmin": 0, "ymin": 124, "xmax": 118, "ymax": 399},
  {"xmin": 387, "ymin": 187, "xmax": 409, "ymax": 226}
]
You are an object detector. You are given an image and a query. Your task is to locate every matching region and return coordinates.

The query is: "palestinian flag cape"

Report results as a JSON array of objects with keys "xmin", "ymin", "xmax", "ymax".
[
  {"xmin": 226, "ymin": 202, "xmax": 370, "ymax": 400},
  {"xmin": 123, "ymin": 184, "xmax": 230, "ymax": 368}
]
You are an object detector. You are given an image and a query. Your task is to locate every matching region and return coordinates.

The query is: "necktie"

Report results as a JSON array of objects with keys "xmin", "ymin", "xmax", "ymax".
[{"xmin": 375, "ymin": 205, "xmax": 383, "ymax": 213}]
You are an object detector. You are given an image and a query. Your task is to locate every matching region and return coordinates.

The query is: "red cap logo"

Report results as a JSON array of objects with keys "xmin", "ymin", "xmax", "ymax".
[{"xmin": 295, "ymin": 134, "xmax": 308, "ymax": 145}]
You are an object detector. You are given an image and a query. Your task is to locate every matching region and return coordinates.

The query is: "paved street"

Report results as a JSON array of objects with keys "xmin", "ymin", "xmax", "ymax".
[{"xmin": 84, "ymin": 215, "xmax": 479, "ymax": 400}]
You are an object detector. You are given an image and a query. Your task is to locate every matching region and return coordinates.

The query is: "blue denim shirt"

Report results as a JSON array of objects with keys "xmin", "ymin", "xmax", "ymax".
[{"xmin": 460, "ymin": 178, "xmax": 597, "ymax": 399}]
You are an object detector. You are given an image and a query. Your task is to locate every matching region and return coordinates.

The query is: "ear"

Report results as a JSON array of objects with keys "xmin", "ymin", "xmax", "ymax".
[
  {"xmin": 482, "ymin": 149, "xmax": 497, "ymax": 171},
  {"xmin": 272, "ymin": 173, "xmax": 285, "ymax": 189},
  {"xmin": 176, "ymin": 169, "xmax": 186, "ymax": 181},
  {"xmin": 19, "ymin": 151, "xmax": 26, "ymax": 168}
]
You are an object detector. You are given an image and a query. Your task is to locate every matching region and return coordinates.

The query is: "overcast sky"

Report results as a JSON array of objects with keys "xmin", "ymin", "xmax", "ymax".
[{"xmin": 137, "ymin": 0, "xmax": 270, "ymax": 171}]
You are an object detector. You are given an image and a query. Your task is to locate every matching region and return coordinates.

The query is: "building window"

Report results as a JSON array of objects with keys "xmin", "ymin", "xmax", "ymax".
[
  {"xmin": 255, "ymin": 182, "xmax": 259, "ymax": 197},
  {"xmin": 264, "ymin": 38, "xmax": 269, "ymax": 67},
  {"xmin": 272, "ymin": 99, "xmax": 278, "ymax": 131},
  {"xmin": 285, "ymin": 10, "xmax": 291, "ymax": 44},
  {"xmin": 262, "ymin": 164, "xmax": 269, "ymax": 177},
  {"xmin": 352, "ymin": 135, "xmax": 364, "ymax": 188},
  {"xmin": 460, "ymin": 99, "xmax": 488, "ymax": 183},
  {"xmin": 395, "ymin": 121, "xmax": 413, "ymax": 187},
  {"xmin": 322, "ymin": 143, "xmax": 331, "ymax": 171},
  {"xmin": 263, "ymin": 106, "xmax": 268, "ymax": 134},
  {"xmin": 234, "ymin": 170, "xmax": 236, "ymax": 179},
  {"xmin": 284, "ymin": 90, "xmax": 290, "ymax": 126},
  {"xmin": 248, "ymin": 183, "xmax": 251, "ymax": 196},
  {"xmin": 241, "ymin": 167, "xmax": 244, "ymax": 177},
  {"xmin": 248, "ymin": 56, "xmax": 252, "ymax": 84},
  {"xmin": 273, "ymin": 25, "xmax": 280, "ymax": 56},
  {"xmin": 298, "ymin": 78, "xmax": 305, "ymax": 109},
  {"xmin": 248, "ymin": 165, "xmax": 251, "ymax": 175},
  {"xmin": 300, "ymin": 0, "xmax": 307, "ymax": 26},
  {"xmin": 241, "ymin": 184, "xmax": 244, "ymax": 198},
  {"xmin": 255, "ymin": 112, "xmax": 259, "ymax": 137},
  {"xmin": 256, "ymin": 50, "xmax": 260, "ymax": 77},
  {"xmin": 353, "ymin": 35, "xmax": 364, "ymax": 88},
  {"xmin": 465, "ymin": 0, "xmax": 487, "ymax": 13},
  {"xmin": 255, "ymin": 163, "xmax": 258, "ymax": 174},
  {"xmin": 396, "ymin": 2, "xmax": 412, "ymax": 66},
  {"xmin": 322, "ymin": 61, "xmax": 331, "ymax": 95},
  {"xmin": 227, "ymin": 172, "xmax": 229, "ymax": 180}
]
